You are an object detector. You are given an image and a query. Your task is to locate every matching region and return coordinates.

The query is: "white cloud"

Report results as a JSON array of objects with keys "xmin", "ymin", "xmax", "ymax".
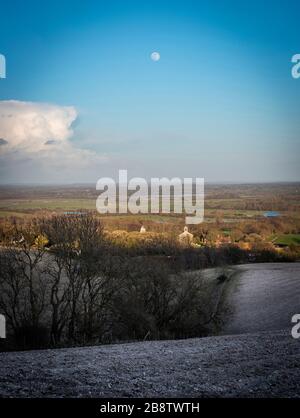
[
  {"xmin": 0, "ymin": 100, "xmax": 77, "ymax": 152},
  {"xmin": 0, "ymin": 100, "xmax": 108, "ymax": 182}
]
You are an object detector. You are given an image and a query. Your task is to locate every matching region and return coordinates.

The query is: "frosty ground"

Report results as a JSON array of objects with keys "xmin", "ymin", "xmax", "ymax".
[{"xmin": 0, "ymin": 263, "xmax": 299, "ymax": 398}]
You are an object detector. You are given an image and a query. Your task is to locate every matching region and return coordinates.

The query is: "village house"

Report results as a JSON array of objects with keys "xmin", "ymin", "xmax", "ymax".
[{"xmin": 178, "ymin": 226, "xmax": 194, "ymax": 246}]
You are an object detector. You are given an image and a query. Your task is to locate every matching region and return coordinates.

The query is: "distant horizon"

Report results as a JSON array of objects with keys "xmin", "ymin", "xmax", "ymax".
[{"xmin": 1, "ymin": 180, "xmax": 300, "ymax": 187}]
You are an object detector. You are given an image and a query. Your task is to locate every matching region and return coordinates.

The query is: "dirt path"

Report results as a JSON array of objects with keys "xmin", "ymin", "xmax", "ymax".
[{"xmin": 222, "ymin": 263, "xmax": 300, "ymax": 335}]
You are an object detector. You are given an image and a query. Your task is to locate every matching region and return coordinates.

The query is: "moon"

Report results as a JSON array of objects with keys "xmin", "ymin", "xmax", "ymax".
[{"xmin": 151, "ymin": 51, "xmax": 160, "ymax": 62}]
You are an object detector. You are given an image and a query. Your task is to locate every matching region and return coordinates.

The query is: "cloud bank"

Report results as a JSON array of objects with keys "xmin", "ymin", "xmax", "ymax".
[{"xmin": 0, "ymin": 100, "xmax": 107, "ymax": 183}]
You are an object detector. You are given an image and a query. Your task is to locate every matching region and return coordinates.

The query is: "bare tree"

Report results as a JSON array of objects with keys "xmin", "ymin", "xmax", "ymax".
[
  {"xmin": 44, "ymin": 253, "xmax": 70, "ymax": 345},
  {"xmin": 0, "ymin": 249, "xmax": 25, "ymax": 333},
  {"xmin": 10, "ymin": 221, "xmax": 47, "ymax": 328}
]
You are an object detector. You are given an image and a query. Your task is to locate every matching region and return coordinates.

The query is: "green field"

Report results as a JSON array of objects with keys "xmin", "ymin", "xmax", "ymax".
[
  {"xmin": 0, "ymin": 184, "xmax": 299, "ymax": 230},
  {"xmin": 271, "ymin": 234, "xmax": 300, "ymax": 246},
  {"xmin": 0, "ymin": 198, "xmax": 265, "ymax": 221},
  {"xmin": 0, "ymin": 199, "xmax": 96, "ymax": 212}
]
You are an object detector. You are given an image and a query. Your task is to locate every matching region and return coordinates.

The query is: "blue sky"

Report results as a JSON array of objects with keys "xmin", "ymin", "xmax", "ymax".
[{"xmin": 0, "ymin": 0, "xmax": 299, "ymax": 183}]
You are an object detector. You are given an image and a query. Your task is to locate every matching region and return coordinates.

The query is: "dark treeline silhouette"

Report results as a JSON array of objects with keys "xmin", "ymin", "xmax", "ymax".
[{"xmin": 0, "ymin": 214, "xmax": 294, "ymax": 351}]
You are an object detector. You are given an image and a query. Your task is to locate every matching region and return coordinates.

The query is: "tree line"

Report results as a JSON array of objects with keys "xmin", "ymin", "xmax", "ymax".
[
  {"xmin": 0, "ymin": 215, "xmax": 220, "ymax": 350},
  {"xmin": 0, "ymin": 214, "xmax": 294, "ymax": 351}
]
